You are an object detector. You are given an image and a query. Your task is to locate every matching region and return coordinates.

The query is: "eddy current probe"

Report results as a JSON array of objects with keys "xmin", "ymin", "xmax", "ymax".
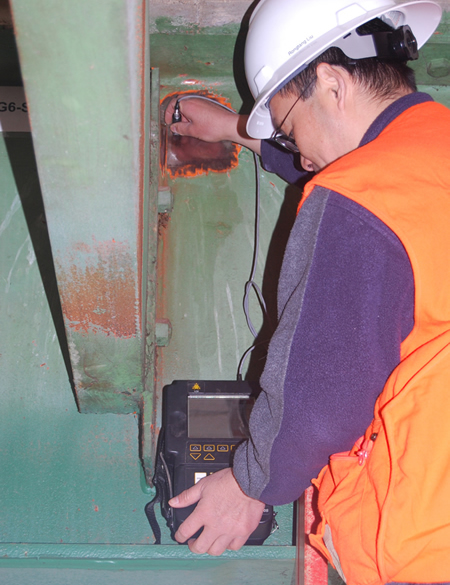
[{"xmin": 172, "ymin": 100, "xmax": 182, "ymax": 124}]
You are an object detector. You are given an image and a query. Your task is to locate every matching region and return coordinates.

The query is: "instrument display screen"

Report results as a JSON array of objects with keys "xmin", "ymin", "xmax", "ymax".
[{"xmin": 188, "ymin": 394, "xmax": 254, "ymax": 439}]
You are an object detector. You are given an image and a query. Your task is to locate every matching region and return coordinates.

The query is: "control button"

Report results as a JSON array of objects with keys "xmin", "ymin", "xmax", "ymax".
[
  {"xmin": 190, "ymin": 453, "xmax": 201, "ymax": 461},
  {"xmin": 190, "ymin": 444, "xmax": 201, "ymax": 452},
  {"xmin": 204, "ymin": 453, "xmax": 215, "ymax": 461},
  {"xmin": 203, "ymin": 445, "xmax": 215, "ymax": 452},
  {"xmin": 217, "ymin": 445, "xmax": 229, "ymax": 452},
  {"xmin": 230, "ymin": 444, "xmax": 236, "ymax": 451}
]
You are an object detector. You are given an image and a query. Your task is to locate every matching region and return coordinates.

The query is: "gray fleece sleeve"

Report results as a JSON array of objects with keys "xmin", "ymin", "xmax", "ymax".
[{"xmin": 233, "ymin": 189, "xmax": 330, "ymax": 499}]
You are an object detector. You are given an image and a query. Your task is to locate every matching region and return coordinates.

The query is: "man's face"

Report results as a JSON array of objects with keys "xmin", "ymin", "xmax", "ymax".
[{"xmin": 270, "ymin": 87, "xmax": 349, "ymax": 173}]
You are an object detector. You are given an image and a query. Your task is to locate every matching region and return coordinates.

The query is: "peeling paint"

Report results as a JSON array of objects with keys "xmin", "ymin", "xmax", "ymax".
[
  {"xmin": 161, "ymin": 91, "xmax": 241, "ymax": 179},
  {"xmin": 56, "ymin": 239, "xmax": 138, "ymax": 338}
]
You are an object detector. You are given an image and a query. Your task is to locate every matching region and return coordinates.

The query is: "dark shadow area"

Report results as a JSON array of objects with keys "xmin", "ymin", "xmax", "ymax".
[
  {"xmin": 329, "ymin": 564, "xmax": 346, "ymax": 585},
  {"xmin": 292, "ymin": 497, "xmax": 298, "ymax": 546},
  {"xmin": 230, "ymin": 5, "xmax": 313, "ymax": 381},
  {"xmin": 1, "ymin": 24, "xmax": 75, "ymax": 398},
  {"xmin": 245, "ymin": 176, "xmax": 309, "ymax": 382},
  {"xmin": 233, "ymin": 0, "xmax": 259, "ymax": 114},
  {"xmin": 0, "ymin": 28, "xmax": 22, "ymax": 86},
  {"xmin": 3, "ymin": 134, "xmax": 75, "ymax": 395}
]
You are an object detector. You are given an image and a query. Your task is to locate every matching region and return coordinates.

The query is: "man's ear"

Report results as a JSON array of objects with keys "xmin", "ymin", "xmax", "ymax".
[{"xmin": 315, "ymin": 63, "xmax": 350, "ymax": 111}]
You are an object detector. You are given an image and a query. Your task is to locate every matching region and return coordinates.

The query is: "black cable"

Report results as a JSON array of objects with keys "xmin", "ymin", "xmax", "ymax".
[{"xmin": 167, "ymin": 94, "xmax": 268, "ymax": 380}]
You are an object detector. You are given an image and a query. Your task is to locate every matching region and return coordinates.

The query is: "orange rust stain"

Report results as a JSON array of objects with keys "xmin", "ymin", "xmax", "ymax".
[
  {"xmin": 72, "ymin": 242, "xmax": 91, "ymax": 253},
  {"xmin": 158, "ymin": 211, "xmax": 170, "ymax": 236},
  {"xmin": 56, "ymin": 239, "xmax": 137, "ymax": 338},
  {"xmin": 161, "ymin": 91, "xmax": 241, "ymax": 180}
]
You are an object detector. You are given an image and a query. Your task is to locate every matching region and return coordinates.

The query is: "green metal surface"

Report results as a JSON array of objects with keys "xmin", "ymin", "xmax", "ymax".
[
  {"xmin": 9, "ymin": 0, "xmax": 153, "ymax": 416},
  {"xmin": 0, "ymin": 560, "xmax": 295, "ymax": 585},
  {"xmin": 0, "ymin": 132, "xmax": 149, "ymax": 545},
  {"xmin": 150, "ymin": 17, "xmax": 242, "ymax": 36},
  {"xmin": 0, "ymin": 543, "xmax": 295, "ymax": 561},
  {"xmin": 140, "ymin": 66, "xmax": 161, "ymax": 485},
  {"xmin": 412, "ymin": 12, "xmax": 450, "ymax": 91}
]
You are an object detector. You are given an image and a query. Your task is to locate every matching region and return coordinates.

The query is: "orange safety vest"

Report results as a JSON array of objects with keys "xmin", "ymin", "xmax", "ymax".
[{"xmin": 301, "ymin": 100, "xmax": 450, "ymax": 585}]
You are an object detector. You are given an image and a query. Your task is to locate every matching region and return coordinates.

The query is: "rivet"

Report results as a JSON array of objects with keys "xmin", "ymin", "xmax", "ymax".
[
  {"xmin": 157, "ymin": 187, "xmax": 173, "ymax": 214},
  {"xmin": 155, "ymin": 319, "xmax": 172, "ymax": 347},
  {"xmin": 427, "ymin": 58, "xmax": 450, "ymax": 79}
]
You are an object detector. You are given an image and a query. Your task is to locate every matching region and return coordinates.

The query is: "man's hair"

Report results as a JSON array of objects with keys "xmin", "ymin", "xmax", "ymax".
[{"xmin": 279, "ymin": 47, "xmax": 417, "ymax": 101}]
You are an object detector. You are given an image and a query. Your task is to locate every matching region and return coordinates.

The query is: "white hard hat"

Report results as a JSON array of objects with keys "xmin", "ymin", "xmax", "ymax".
[{"xmin": 245, "ymin": 0, "xmax": 442, "ymax": 139}]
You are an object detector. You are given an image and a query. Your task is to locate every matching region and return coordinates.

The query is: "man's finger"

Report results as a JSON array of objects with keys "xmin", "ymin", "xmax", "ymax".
[
  {"xmin": 192, "ymin": 533, "xmax": 231, "ymax": 557},
  {"xmin": 227, "ymin": 536, "xmax": 248, "ymax": 551},
  {"xmin": 185, "ymin": 527, "xmax": 228, "ymax": 556},
  {"xmin": 208, "ymin": 535, "xmax": 237, "ymax": 556},
  {"xmin": 173, "ymin": 519, "xmax": 203, "ymax": 544},
  {"xmin": 169, "ymin": 481, "xmax": 203, "ymax": 508}
]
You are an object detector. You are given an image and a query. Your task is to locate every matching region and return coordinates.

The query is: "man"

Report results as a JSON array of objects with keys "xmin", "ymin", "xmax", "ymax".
[{"xmin": 164, "ymin": 1, "xmax": 450, "ymax": 583}]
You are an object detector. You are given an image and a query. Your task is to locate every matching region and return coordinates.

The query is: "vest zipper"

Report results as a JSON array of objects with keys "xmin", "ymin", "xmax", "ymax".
[{"xmin": 356, "ymin": 433, "xmax": 378, "ymax": 466}]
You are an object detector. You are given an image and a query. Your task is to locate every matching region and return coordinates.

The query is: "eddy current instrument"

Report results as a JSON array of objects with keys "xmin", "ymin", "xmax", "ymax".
[{"xmin": 145, "ymin": 379, "xmax": 275, "ymax": 545}]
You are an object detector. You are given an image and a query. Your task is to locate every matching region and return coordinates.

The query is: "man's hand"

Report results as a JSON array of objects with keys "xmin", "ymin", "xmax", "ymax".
[
  {"xmin": 165, "ymin": 96, "xmax": 238, "ymax": 143},
  {"xmin": 164, "ymin": 96, "xmax": 262, "ymax": 154},
  {"xmin": 168, "ymin": 467, "xmax": 266, "ymax": 556}
]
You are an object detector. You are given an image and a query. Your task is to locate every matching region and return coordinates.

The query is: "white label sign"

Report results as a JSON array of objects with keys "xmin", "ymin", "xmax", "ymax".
[
  {"xmin": 194, "ymin": 472, "xmax": 207, "ymax": 484},
  {"xmin": 0, "ymin": 86, "xmax": 30, "ymax": 132}
]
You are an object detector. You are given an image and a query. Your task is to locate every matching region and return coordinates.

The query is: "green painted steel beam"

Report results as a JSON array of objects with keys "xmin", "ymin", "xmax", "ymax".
[
  {"xmin": 1, "ymin": 559, "xmax": 296, "ymax": 585},
  {"xmin": 9, "ymin": 0, "xmax": 155, "ymax": 415},
  {"xmin": 140, "ymin": 67, "xmax": 161, "ymax": 484},
  {"xmin": 0, "ymin": 543, "xmax": 295, "ymax": 561}
]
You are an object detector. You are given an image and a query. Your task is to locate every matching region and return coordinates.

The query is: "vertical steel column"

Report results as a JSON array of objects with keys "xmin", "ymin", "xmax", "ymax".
[
  {"xmin": 141, "ymin": 66, "xmax": 161, "ymax": 484},
  {"xmin": 9, "ymin": 0, "xmax": 155, "ymax": 416}
]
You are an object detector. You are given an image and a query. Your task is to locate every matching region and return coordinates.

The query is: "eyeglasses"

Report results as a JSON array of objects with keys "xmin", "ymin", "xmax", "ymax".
[
  {"xmin": 271, "ymin": 95, "xmax": 302, "ymax": 153},
  {"xmin": 270, "ymin": 76, "xmax": 317, "ymax": 154}
]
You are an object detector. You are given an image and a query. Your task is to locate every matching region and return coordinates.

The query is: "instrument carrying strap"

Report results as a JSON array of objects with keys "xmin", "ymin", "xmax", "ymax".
[{"xmin": 144, "ymin": 430, "xmax": 174, "ymax": 544}]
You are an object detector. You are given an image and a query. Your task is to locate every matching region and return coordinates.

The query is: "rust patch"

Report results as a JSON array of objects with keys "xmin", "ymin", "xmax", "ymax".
[
  {"xmin": 56, "ymin": 239, "xmax": 137, "ymax": 337},
  {"xmin": 161, "ymin": 91, "xmax": 241, "ymax": 180},
  {"xmin": 158, "ymin": 212, "xmax": 170, "ymax": 236}
]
